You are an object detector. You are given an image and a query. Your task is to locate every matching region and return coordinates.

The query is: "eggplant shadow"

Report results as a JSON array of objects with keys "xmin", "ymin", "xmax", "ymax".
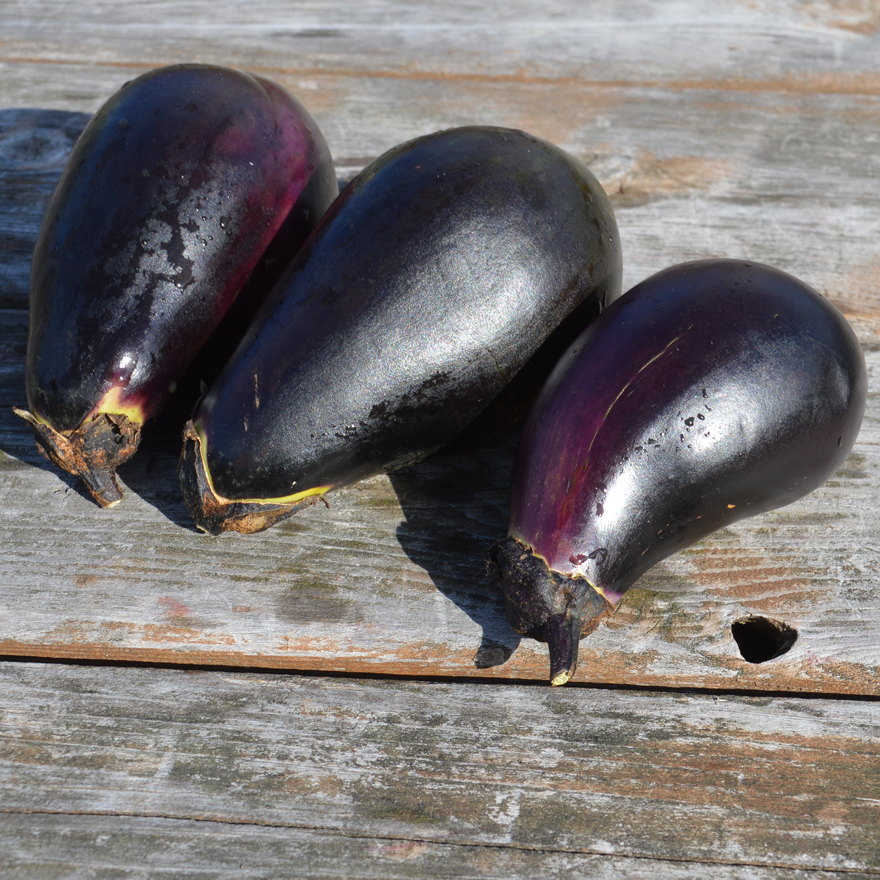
[{"xmin": 388, "ymin": 433, "xmax": 522, "ymax": 670}]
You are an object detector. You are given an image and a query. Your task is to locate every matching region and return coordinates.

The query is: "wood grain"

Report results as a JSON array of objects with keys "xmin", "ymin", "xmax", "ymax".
[
  {"xmin": 2, "ymin": 813, "xmax": 860, "ymax": 880},
  {"xmin": 3, "ymin": 81, "xmax": 880, "ymax": 338},
  {"xmin": 1, "ymin": 295, "xmax": 878, "ymax": 694},
  {"xmin": 3, "ymin": 0, "xmax": 880, "ymax": 86},
  {"xmin": 3, "ymin": 1, "xmax": 880, "ymax": 874},
  {"xmin": 2, "ymin": 661, "xmax": 879, "ymax": 875},
  {"xmin": 1, "ymin": 101, "xmax": 879, "ymax": 693},
  {"xmin": 2, "ymin": 0, "xmax": 880, "ymax": 695}
]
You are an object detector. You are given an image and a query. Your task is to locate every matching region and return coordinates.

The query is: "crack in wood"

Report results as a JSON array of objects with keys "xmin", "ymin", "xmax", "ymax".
[
  {"xmin": 1, "ymin": 652, "xmax": 879, "ymax": 702},
  {"xmin": 1, "ymin": 807, "xmax": 877, "ymax": 875}
]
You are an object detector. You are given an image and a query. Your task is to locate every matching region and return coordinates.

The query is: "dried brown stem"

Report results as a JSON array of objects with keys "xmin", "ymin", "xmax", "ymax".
[
  {"xmin": 13, "ymin": 408, "xmax": 141, "ymax": 508},
  {"xmin": 487, "ymin": 536, "xmax": 614, "ymax": 685},
  {"xmin": 177, "ymin": 421, "xmax": 315, "ymax": 535}
]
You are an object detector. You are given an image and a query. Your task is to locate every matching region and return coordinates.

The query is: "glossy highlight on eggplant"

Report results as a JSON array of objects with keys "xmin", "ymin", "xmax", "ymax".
[
  {"xmin": 488, "ymin": 259, "xmax": 867, "ymax": 685},
  {"xmin": 179, "ymin": 126, "xmax": 622, "ymax": 534},
  {"xmin": 15, "ymin": 63, "xmax": 338, "ymax": 507}
]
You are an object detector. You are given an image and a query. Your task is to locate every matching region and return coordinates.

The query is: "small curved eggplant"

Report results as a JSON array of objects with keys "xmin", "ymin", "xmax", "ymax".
[
  {"xmin": 15, "ymin": 63, "xmax": 338, "ymax": 507},
  {"xmin": 179, "ymin": 126, "xmax": 622, "ymax": 535},
  {"xmin": 488, "ymin": 259, "xmax": 867, "ymax": 685}
]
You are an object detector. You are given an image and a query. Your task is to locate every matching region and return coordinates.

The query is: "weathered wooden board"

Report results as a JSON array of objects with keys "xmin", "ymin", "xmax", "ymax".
[
  {"xmin": 4, "ymin": 77, "xmax": 880, "ymax": 328},
  {"xmin": 2, "ymin": 1, "xmax": 880, "ymax": 876},
  {"xmin": 1, "ymin": 662, "xmax": 878, "ymax": 875},
  {"xmin": 3, "ymin": 813, "xmax": 862, "ymax": 880},
  {"xmin": 2, "ymin": 86, "xmax": 880, "ymax": 693},
  {"xmin": 1, "ymin": 1, "xmax": 879, "ymax": 689},
  {"xmin": 3, "ymin": 0, "xmax": 880, "ymax": 85},
  {"xmin": 1, "ymin": 295, "xmax": 878, "ymax": 694},
  {"xmin": 6, "ymin": 2, "xmax": 880, "ymax": 314}
]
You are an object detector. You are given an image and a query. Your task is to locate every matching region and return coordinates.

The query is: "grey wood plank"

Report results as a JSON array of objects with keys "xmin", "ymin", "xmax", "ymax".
[
  {"xmin": 3, "ymin": 0, "xmax": 880, "ymax": 85},
  {"xmin": 3, "ymin": 80, "xmax": 880, "ymax": 337},
  {"xmin": 1, "ymin": 8, "xmax": 879, "ymax": 694},
  {"xmin": 0, "ymin": 813, "xmax": 862, "ymax": 880},
  {"xmin": 1, "ymin": 662, "xmax": 878, "ymax": 875},
  {"xmin": 0, "ymin": 4, "xmax": 877, "ymax": 876},
  {"xmin": 1, "ymin": 302, "xmax": 879, "ymax": 693},
  {"xmin": 0, "ymin": 108, "xmax": 90, "ymax": 308}
]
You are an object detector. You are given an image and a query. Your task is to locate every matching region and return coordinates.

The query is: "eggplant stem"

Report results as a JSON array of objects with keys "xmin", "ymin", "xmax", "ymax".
[
  {"xmin": 488, "ymin": 536, "xmax": 614, "ymax": 685},
  {"xmin": 547, "ymin": 613, "xmax": 584, "ymax": 686},
  {"xmin": 14, "ymin": 407, "xmax": 140, "ymax": 508},
  {"xmin": 177, "ymin": 421, "xmax": 317, "ymax": 534}
]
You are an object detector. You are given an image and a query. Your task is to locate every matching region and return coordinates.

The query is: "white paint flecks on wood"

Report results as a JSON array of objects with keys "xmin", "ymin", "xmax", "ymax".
[
  {"xmin": 1, "ymin": 662, "xmax": 878, "ymax": 875},
  {"xmin": 3, "ymin": 2, "xmax": 880, "ymax": 873}
]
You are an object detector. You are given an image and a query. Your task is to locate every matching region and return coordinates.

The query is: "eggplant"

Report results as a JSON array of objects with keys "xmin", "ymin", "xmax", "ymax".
[
  {"xmin": 179, "ymin": 126, "xmax": 622, "ymax": 535},
  {"xmin": 14, "ymin": 63, "xmax": 338, "ymax": 507},
  {"xmin": 488, "ymin": 259, "xmax": 867, "ymax": 685}
]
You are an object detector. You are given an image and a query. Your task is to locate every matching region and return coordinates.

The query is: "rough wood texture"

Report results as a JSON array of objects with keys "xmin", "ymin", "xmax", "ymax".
[
  {"xmin": 2, "ymin": 1, "xmax": 880, "ymax": 332},
  {"xmin": 4, "ymin": 78, "xmax": 880, "ymax": 338},
  {"xmin": 2, "ymin": 295, "xmax": 878, "ymax": 693},
  {"xmin": 2, "ymin": 84, "xmax": 879, "ymax": 693},
  {"xmin": 2, "ymin": 662, "xmax": 879, "ymax": 876},
  {"xmin": 5, "ymin": 814, "xmax": 862, "ymax": 880},
  {"xmin": 4, "ymin": 0, "xmax": 880, "ymax": 83},
  {"xmin": 2, "ymin": 1, "xmax": 880, "ymax": 874}
]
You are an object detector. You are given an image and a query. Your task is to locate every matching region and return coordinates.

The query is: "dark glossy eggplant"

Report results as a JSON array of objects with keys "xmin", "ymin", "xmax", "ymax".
[
  {"xmin": 15, "ymin": 63, "xmax": 338, "ymax": 507},
  {"xmin": 488, "ymin": 259, "xmax": 867, "ymax": 685},
  {"xmin": 179, "ymin": 126, "xmax": 622, "ymax": 535}
]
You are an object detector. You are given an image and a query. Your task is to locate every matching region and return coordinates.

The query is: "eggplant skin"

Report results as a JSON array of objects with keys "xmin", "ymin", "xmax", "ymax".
[
  {"xmin": 489, "ymin": 259, "xmax": 867, "ymax": 685},
  {"xmin": 180, "ymin": 125, "xmax": 622, "ymax": 534},
  {"xmin": 16, "ymin": 63, "xmax": 338, "ymax": 507}
]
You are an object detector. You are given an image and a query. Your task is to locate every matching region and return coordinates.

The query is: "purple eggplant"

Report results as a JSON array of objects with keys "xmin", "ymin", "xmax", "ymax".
[
  {"xmin": 488, "ymin": 259, "xmax": 867, "ymax": 685},
  {"xmin": 14, "ymin": 64, "xmax": 338, "ymax": 507},
  {"xmin": 179, "ymin": 126, "xmax": 622, "ymax": 535}
]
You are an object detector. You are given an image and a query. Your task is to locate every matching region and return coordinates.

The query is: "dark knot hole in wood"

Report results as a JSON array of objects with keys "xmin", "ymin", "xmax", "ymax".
[{"xmin": 731, "ymin": 615, "xmax": 798, "ymax": 664}]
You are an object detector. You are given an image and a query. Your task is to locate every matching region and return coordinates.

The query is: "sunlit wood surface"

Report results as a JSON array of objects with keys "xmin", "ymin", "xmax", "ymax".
[{"xmin": 1, "ymin": 1, "xmax": 879, "ymax": 876}]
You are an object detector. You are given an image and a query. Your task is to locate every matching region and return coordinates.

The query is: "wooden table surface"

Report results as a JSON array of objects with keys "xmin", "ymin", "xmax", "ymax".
[{"xmin": 2, "ymin": 2, "xmax": 879, "ymax": 877}]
